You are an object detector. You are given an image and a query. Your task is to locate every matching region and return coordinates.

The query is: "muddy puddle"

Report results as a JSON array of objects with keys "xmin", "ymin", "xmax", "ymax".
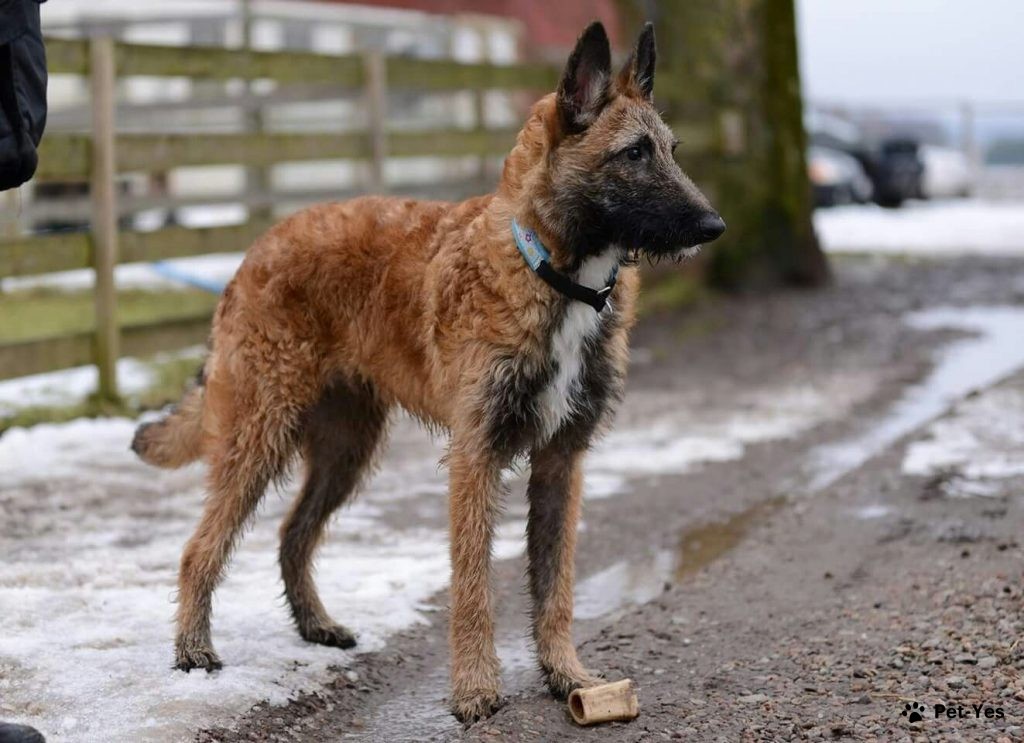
[
  {"xmin": 573, "ymin": 496, "xmax": 788, "ymax": 622},
  {"xmin": 673, "ymin": 496, "xmax": 787, "ymax": 581}
]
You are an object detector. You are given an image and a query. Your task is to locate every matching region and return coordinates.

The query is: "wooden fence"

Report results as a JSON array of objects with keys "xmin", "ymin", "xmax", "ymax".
[{"xmin": 0, "ymin": 36, "xmax": 715, "ymax": 399}]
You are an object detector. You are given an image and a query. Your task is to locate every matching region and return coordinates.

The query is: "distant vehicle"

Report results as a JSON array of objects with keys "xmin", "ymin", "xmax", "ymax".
[
  {"xmin": 808, "ymin": 146, "xmax": 873, "ymax": 207},
  {"xmin": 806, "ymin": 111, "xmax": 924, "ymax": 208},
  {"xmin": 919, "ymin": 144, "xmax": 973, "ymax": 199},
  {"xmin": 867, "ymin": 138, "xmax": 925, "ymax": 208}
]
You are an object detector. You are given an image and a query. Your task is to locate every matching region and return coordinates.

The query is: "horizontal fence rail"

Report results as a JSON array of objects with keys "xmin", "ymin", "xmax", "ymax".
[
  {"xmin": 34, "ymin": 128, "xmax": 525, "ymax": 178},
  {"xmin": 45, "ymin": 37, "xmax": 561, "ymax": 90},
  {"xmin": 0, "ymin": 314, "xmax": 213, "ymax": 381},
  {"xmin": 0, "ymin": 35, "xmax": 718, "ymax": 396}
]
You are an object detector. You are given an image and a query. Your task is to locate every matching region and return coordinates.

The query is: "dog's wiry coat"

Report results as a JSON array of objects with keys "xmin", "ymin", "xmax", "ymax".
[{"xmin": 132, "ymin": 21, "xmax": 723, "ymax": 722}]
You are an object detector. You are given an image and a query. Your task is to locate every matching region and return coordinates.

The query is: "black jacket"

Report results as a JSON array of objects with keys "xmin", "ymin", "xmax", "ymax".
[{"xmin": 0, "ymin": 0, "xmax": 46, "ymax": 191}]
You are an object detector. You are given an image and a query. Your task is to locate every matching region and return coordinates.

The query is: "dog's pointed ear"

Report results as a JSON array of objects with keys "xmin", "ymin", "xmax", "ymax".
[
  {"xmin": 557, "ymin": 22, "xmax": 612, "ymax": 133},
  {"xmin": 618, "ymin": 22, "xmax": 656, "ymax": 100}
]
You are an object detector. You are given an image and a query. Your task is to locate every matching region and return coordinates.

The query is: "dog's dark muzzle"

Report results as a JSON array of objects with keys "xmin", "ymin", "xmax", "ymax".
[{"xmin": 641, "ymin": 210, "xmax": 726, "ymax": 254}]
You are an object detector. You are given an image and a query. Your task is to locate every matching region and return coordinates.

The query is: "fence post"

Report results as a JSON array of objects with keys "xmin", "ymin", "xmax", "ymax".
[
  {"xmin": 240, "ymin": 0, "xmax": 271, "ymax": 219},
  {"xmin": 363, "ymin": 50, "xmax": 388, "ymax": 193},
  {"xmin": 469, "ymin": 21, "xmax": 490, "ymax": 187},
  {"xmin": 89, "ymin": 37, "xmax": 120, "ymax": 402},
  {"xmin": 474, "ymin": 89, "xmax": 489, "ymax": 185}
]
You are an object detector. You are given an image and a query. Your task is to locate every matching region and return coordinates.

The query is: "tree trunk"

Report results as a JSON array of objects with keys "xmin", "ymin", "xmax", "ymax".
[{"xmin": 624, "ymin": 0, "xmax": 829, "ymax": 289}]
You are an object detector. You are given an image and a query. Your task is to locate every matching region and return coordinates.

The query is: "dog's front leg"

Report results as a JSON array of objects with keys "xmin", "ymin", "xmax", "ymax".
[
  {"xmin": 447, "ymin": 440, "xmax": 503, "ymax": 722},
  {"xmin": 527, "ymin": 442, "xmax": 601, "ymax": 699}
]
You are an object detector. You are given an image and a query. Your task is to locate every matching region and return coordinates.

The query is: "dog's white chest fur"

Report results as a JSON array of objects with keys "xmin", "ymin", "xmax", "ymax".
[{"xmin": 535, "ymin": 249, "xmax": 618, "ymax": 442}]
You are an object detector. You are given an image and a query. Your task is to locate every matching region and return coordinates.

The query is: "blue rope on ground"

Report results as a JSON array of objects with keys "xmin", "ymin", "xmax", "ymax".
[{"xmin": 150, "ymin": 262, "xmax": 227, "ymax": 294}]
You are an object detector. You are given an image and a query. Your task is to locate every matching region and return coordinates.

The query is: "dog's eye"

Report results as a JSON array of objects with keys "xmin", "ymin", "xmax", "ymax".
[{"xmin": 626, "ymin": 146, "xmax": 643, "ymax": 162}]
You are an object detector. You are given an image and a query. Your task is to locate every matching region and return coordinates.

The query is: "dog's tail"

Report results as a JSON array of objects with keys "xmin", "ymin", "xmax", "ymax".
[{"xmin": 131, "ymin": 367, "xmax": 206, "ymax": 469}]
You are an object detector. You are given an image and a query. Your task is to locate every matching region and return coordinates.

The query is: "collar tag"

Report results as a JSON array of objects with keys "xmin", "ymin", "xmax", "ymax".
[
  {"xmin": 511, "ymin": 218, "xmax": 619, "ymax": 313},
  {"xmin": 511, "ymin": 219, "xmax": 548, "ymax": 271}
]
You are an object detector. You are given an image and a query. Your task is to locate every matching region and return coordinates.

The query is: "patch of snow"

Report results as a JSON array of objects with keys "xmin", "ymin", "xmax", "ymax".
[
  {"xmin": 586, "ymin": 376, "xmax": 875, "ymax": 497},
  {"xmin": 814, "ymin": 199, "xmax": 1024, "ymax": 256},
  {"xmin": 581, "ymin": 470, "xmax": 627, "ymax": 501},
  {"xmin": 854, "ymin": 504, "xmax": 894, "ymax": 520},
  {"xmin": 902, "ymin": 383, "xmax": 1024, "ymax": 497},
  {"xmin": 593, "ymin": 428, "xmax": 742, "ymax": 477},
  {"xmin": 0, "ymin": 417, "xmax": 519, "ymax": 743}
]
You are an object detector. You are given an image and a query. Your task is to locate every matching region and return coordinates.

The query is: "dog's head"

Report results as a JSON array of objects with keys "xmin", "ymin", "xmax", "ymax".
[{"xmin": 535, "ymin": 22, "xmax": 725, "ymax": 261}]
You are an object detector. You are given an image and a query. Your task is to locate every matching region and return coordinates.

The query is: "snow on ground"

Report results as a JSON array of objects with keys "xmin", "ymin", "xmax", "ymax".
[
  {"xmin": 902, "ymin": 380, "xmax": 1024, "ymax": 498},
  {"xmin": 585, "ymin": 376, "xmax": 876, "ymax": 499},
  {"xmin": 0, "ymin": 253, "xmax": 244, "ymax": 294},
  {"xmin": 0, "ymin": 418, "xmax": 523, "ymax": 742},
  {"xmin": 0, "ymin": 368, "xmax": 872, "ymax": 741},
  {"xmin": 814, "ymin": 199, "xmax": 1024, "ymax": 255}
]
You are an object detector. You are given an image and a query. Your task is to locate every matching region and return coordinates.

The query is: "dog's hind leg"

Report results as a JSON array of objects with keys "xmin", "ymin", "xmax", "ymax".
[
  {"xmin": 280, "ymin": 379, "xmax": 389, "ymax": 649},
  {"xmin": 175, "ymin": 378, "xmax": 305, "ymax": 672},
  {"xmin": 526, "ymin": 442, "xmax": 601, "ymax": 699}
]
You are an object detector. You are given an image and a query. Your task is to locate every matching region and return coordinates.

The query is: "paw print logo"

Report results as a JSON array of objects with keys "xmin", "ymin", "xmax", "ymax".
[{"xmin": 901, "ymin": 701, "xmax": 926, "ymax": 723}]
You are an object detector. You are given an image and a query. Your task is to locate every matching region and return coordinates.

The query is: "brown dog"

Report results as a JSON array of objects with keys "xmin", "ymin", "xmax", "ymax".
[{"xmin": 133, "ymin": 21, "xmax": 723, "ymax": 722}]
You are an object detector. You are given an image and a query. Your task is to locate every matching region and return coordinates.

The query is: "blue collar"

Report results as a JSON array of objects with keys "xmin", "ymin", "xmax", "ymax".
[{"xmin": 511, "ymin": 218, "xmax": 619, "ymax": 313}]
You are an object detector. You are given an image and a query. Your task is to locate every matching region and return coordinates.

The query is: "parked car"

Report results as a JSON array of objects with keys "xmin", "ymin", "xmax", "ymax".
[
  {"xmin": 808, "ymin": 145, "xmax": 873, "ymax": 207},
  {"xmin": 919, "ymin": 144, "xmax": 973, "ymax": 199},
  {"xmin": 866, "ymin": 137, "xmax": 925, "ymax": 207},
  {"xmin": 806, "ymin": 111, "xmax": 925, "ymax": 208}
]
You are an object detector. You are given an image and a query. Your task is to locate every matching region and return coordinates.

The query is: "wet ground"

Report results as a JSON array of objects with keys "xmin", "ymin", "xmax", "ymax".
[
  {"xmin": 3, "ymin": 255, "xmax": 1024, "ymax": 742},
  {"xmin": 188, "ymin": 255, "xmax": 1024, "ymax": 743}
]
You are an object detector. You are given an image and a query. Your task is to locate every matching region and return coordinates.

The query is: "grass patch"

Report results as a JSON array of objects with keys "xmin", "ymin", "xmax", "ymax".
[
  {"xmin": 0, "ymin": 287, "xmax": 218, "ymax": 344},
  {"xmin": 0, "ymin": 348, "xmax": 204, "ymax": 433},
  {"xmin": 134, "ymin": 352, "xmax": 205, "ymax": 410},
  {"xmin": 0, "ymin": 398, "xmax": 129, "ymax": 432}
]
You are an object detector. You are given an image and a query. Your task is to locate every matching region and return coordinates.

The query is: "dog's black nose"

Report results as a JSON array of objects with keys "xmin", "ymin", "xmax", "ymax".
[{"xmin": 698, "ymin": 213, "xmax": 727, "ymax": 242}]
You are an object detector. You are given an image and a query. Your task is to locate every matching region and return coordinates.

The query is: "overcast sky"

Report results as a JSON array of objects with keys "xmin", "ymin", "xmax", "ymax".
[{"xmin": 796, "ymin": 0, "xmax": 1024, "ymax": 104}]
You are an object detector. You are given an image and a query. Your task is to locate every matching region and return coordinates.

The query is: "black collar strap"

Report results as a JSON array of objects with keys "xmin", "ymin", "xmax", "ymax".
[
  {"xmin": 511, "ymin": 218, "xmax": 618, "ymax": 313},
  {"xmin": 535, "ymin": 261, "xmax": 617, "ymax": 312}
]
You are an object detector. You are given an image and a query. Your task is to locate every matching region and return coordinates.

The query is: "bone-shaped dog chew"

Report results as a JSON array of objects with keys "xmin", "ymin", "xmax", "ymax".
[{"xmin": 568, "ymin": 679, "xmax": 640, "ymax": 725}]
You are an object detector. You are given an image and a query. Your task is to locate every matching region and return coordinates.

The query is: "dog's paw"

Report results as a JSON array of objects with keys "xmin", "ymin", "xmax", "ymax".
[
  {"xmin": 174, "ymin": 643, "xmax": 222, "ymax": 673},
  {"xmin": 450, "ymin": 688, "xmax": 504, "ymax": 724},
  {"xmin": 545, "ymin": 667, "xmax": 603, "ymax": 700},
  {"xmin": 300, "ymin": 623, "xmax": 357, "ymax": 650}
]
